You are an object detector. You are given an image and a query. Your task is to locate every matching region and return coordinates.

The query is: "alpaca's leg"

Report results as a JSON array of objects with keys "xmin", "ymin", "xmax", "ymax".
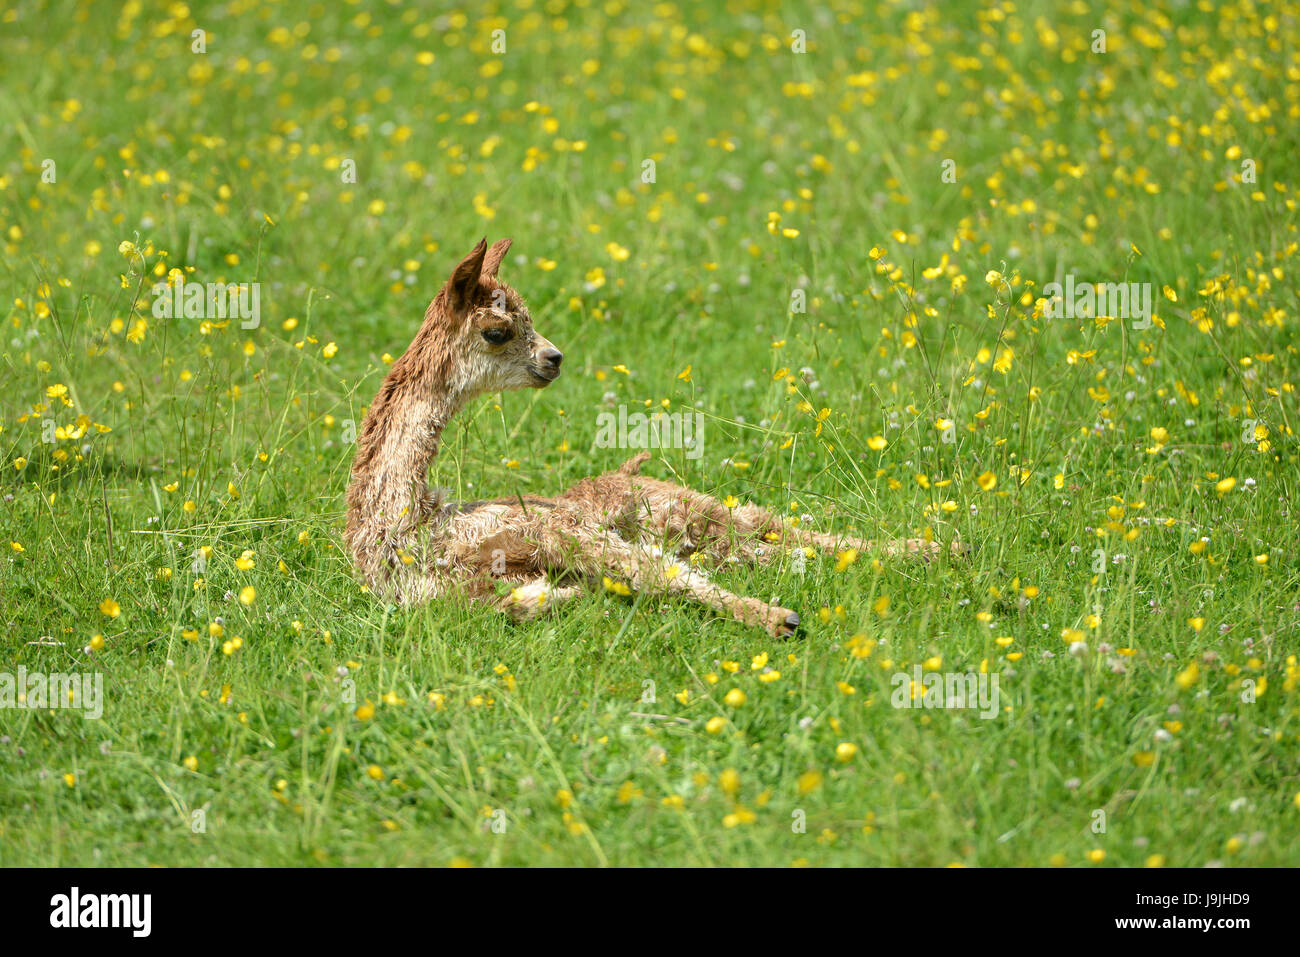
[
  {"xmin": 494, "ymin": 576, "xmax": 584, "ymax": 622},
  {"xmin": 530, "ymin": 520, "xmax": 801, "ymax": 638},
  {"xmin": 561, "ymin": 452, "xmax": 956, "ymax": 563},
  {"xmin": 648, "ymin": 490, "xmax": 955, "ymax": 562},
  {"xmin": 784, "ymin": 526, "xmax": 957, "ymax": 560},
  {"xmin": 457, "ymin": 501, "xmax": 800, "ymax": 637},
  {"xmin": 660, "ymin": 557, "xmax": 803, "ymax": 638}
]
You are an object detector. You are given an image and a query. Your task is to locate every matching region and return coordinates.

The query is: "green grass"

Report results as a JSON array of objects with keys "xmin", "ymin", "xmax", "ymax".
[{"xmin": 1, "ymin": 0, "xmax": 1298, "ymax": 866}]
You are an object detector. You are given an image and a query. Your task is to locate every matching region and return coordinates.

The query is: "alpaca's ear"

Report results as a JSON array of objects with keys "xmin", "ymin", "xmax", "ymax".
[
  {"xmin": 482, "ymin": 237, "xmax": 512, "ymax": 279},
  {"xmin": 447, "ymin": 238, "xmax": 488, "ymax": 312}
]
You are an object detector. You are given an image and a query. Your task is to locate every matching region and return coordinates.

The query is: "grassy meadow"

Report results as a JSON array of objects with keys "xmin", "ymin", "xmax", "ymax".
[{"xmin": 1, "ymin": 0, "xmax": 1299, "ymax": 866}]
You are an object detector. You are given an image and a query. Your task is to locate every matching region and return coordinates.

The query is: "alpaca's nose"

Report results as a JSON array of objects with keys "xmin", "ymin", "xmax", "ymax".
[{"xmin": 539, "ymin": 348, "xmax": 563, "ymax": 370}]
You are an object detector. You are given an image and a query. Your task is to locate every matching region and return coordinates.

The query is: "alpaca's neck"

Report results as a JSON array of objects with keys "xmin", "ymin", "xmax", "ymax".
[
  {"xmin": 369, "ymin": 393, "xmax": 452, "ymax": 486},
  {"xmin": 346, "ymin": 318, "xmax": 467, "ymax": 557},
  {"xmin": 349, "ymin": 389, "xmax": 459, "ymax": 531}
]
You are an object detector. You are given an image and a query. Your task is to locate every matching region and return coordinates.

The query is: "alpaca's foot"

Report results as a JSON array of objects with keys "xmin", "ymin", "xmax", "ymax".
[
  {"xmin": 741, "ymin": 599, "xmax": 802, "ymax": 640},
  {"xmin": 498, "ymin": 578, "xmax": 582, "ymax": 621},
  {"xmin": 772, "ymin": 609, "xmax": 803, "ymax": 640}
]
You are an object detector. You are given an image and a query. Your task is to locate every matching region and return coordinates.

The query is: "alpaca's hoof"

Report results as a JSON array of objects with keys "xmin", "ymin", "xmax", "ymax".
[{"xmin": 775, "ymin": 611, "xmax": 803, "ymax": 639}]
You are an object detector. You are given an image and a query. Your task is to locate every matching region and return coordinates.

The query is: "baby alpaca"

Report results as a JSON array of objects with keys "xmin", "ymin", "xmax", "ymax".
[{"xmin": 345, "ymin": 238, "xmax": 950, "ymax": 638}]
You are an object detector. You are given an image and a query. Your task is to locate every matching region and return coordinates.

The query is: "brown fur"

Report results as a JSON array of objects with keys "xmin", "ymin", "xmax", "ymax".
[{"xmin": 345, "ymin": 239, "xmax": 958, "ymax": 638}]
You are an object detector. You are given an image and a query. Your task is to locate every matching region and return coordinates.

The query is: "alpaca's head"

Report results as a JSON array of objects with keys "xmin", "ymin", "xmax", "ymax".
[{"xmin": 428, "ymin": 237, "xmax": 563, "ymax": 398}]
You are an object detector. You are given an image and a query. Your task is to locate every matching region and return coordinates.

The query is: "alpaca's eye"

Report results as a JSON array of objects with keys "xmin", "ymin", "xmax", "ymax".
[{"xmin": 482, "ymin": 327, "xmax": 513, "ymax": 346}]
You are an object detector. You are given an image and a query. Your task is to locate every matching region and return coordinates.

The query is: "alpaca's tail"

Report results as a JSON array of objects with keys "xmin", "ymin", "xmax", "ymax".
[{"xmin": 618, "ymin": 451, "xmax": 652, "ymax": 476}]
